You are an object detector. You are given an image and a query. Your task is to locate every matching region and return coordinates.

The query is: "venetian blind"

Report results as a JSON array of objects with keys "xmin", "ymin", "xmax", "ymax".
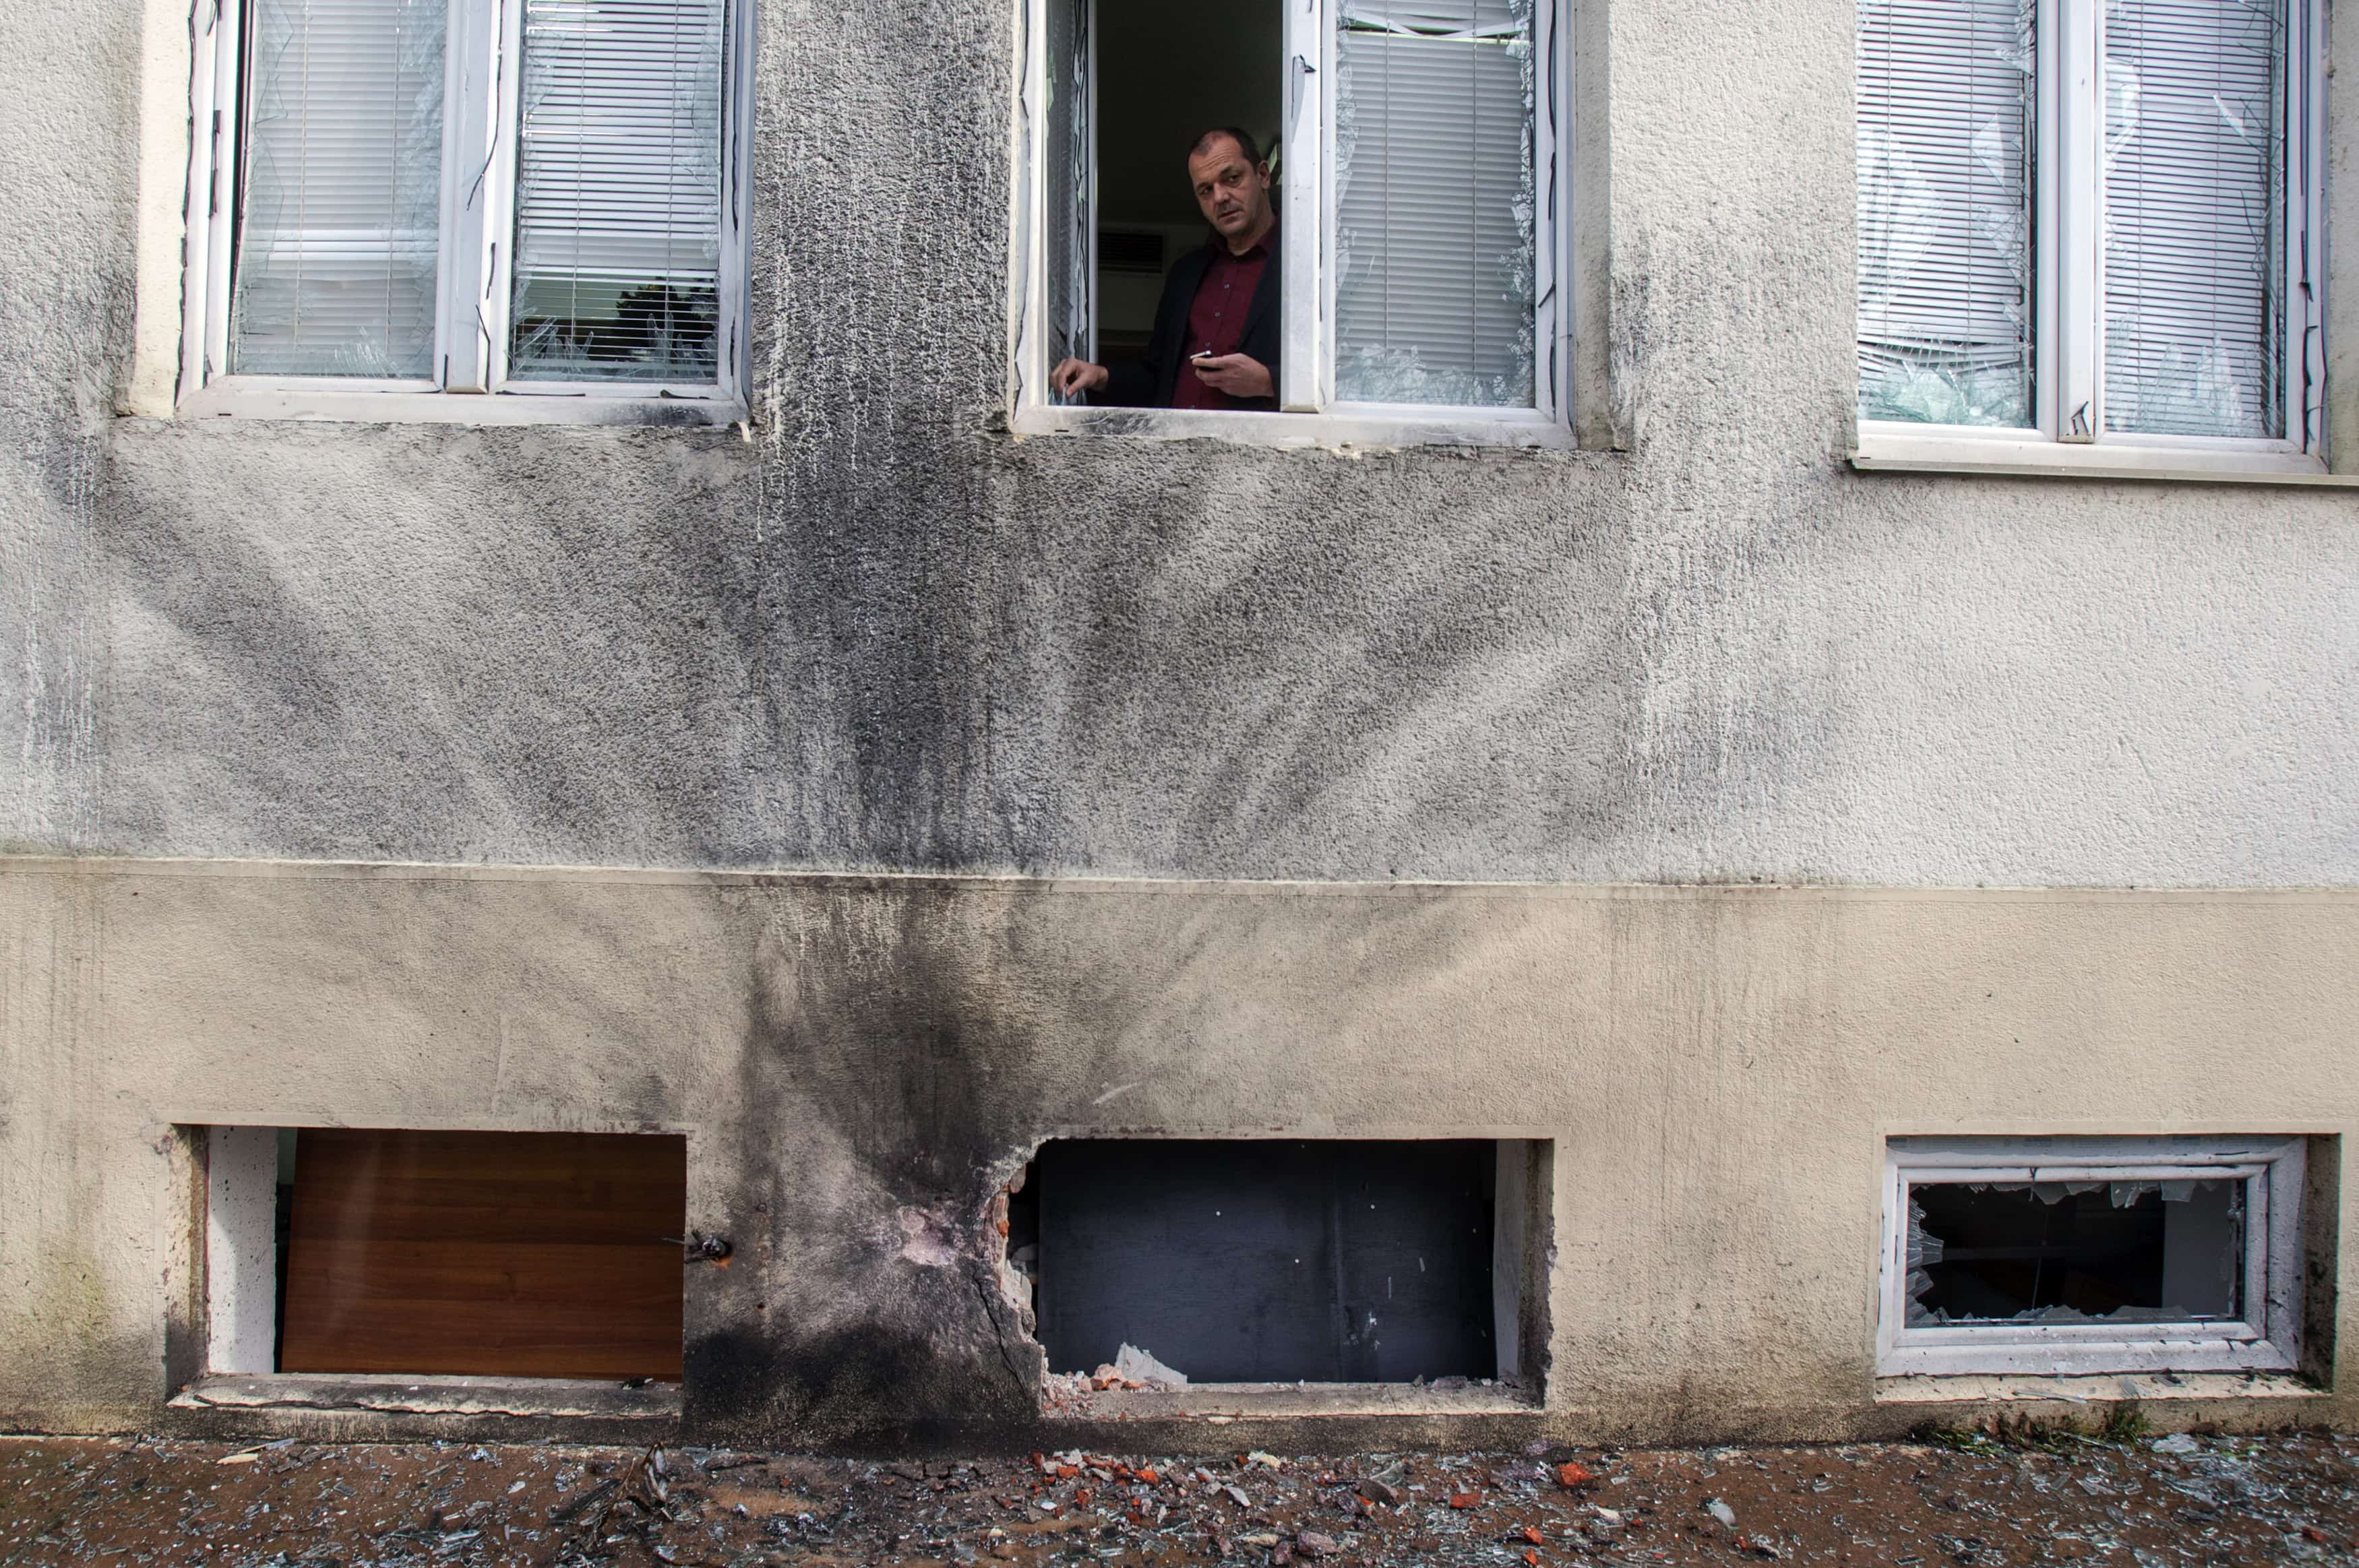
[
  {"xmin": 2101, "ymin": 0, "xmax": 2286, "ymax": 438},
  {"xmin": 1855, "ymin": 0, "xmax": 2035, "ymax": 427},
  {"xmin": 508, "ymin": 0, "xmax": 726, "ymax": 381},
  {"xmin": 1334, "ymin": 0, "xmax": 1535, "ymax": 408},
  {"xmin": 229, "ymin": 0, "xmax": 448, "ymax": 379}
]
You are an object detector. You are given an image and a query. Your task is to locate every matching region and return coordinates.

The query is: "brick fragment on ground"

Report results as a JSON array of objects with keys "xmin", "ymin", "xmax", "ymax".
[{"xmin": 2, "ymin": 1429, "xmax": 2355, "ymax": 1566}]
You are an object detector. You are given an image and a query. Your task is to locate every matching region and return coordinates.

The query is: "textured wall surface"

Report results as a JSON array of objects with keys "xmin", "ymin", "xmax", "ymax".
[
  {"xmin": 0, "ymin": 861, "xmax": 2350, "ymax": 1441},
  {"xmin": 0, "ymin": 0, "xmax": 2352, "ymax": 885}
]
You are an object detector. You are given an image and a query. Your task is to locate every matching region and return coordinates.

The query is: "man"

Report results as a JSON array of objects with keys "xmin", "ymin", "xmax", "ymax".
[{"xmin": 1051, "ymin": 127, "xmax": 1280, "ymax": 410}]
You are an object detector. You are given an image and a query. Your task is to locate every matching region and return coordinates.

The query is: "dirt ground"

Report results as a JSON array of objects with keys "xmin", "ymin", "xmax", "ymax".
[{"xmin": 5, "ymin": 1426, "xmax": 2357, "ymax": 1567}]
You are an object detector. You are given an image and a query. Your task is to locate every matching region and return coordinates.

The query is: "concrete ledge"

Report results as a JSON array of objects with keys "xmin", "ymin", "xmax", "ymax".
[
  {"xmin": 1043, "ymin": 1381, "xmax": 1539, "ymax": 1421},
  {"xmin": 163, "ymin": 1375, "xmax": 680, "ymax": 1445},
  {"xmin": 1876, "ymin": 1371, "xmax": 2324, "ymax": 1406}
]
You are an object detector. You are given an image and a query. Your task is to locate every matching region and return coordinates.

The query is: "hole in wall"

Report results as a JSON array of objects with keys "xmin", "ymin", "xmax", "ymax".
[{"xmin": 1010, "ymin": 1137, "xmax": 1549, "ymax": 1398}]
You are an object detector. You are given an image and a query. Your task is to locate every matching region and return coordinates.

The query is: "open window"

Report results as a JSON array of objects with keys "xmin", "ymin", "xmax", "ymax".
[
  {"xmin": 200, "ymin": 1127, "xmax": 686, "ymax": 1384},
  {"xmin": 1005, "ymin": 1137, "xmax": 1550, "ymax": 1408},
  {"xmin": 1014, "ymin": 0, "xmax": 1569, "ymax": 439},
  {"xmin": 178, "ymin": 0, "xmax": 753, "ymax": 421},
  {"xmin": 1877, "ymin": 1135, "xmax": 2309, "ymax": 1378}
]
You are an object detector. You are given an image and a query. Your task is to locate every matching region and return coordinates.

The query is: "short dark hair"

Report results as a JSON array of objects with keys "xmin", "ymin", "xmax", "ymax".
[{"xmin": 1186, "ymin": 126, "xmax": 1262, "ymax": 167}]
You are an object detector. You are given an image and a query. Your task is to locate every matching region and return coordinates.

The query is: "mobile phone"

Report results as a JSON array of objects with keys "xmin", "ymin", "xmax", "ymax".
[{"xmin": 1190, "ymin": 350, "xmax": 1217, "ymax": 360}]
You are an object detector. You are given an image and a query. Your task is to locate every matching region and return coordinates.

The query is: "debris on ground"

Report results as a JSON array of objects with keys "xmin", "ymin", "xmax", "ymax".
[{"xmin": 2, "ymin": 1426, "xmax": 2356, "ymax": 1565}]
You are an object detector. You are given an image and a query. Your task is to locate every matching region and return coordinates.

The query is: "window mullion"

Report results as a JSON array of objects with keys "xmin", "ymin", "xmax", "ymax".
[
  {"xmin": 2054, "ymin": 0, "xmax": 2101, "ymax": 440},
  {"xmin": 441, "ymin": 0, "xmax": 505, "ymax": 391},
  {"xmin": 1280, "ymin": 0, "xmax": 1327, "ymax": 411}
]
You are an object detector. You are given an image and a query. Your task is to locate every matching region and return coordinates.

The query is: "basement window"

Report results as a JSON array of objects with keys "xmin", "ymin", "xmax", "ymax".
[
  {"xmin": 199, "ymin": 1127, "xmax": 686, "ymax": 1387},
  {"xmin": 1007, "ymin": 1138, "xmax": 1550, "ymax": 1410},
  {"xmin": 1878, "ymin": 1135, "xmax": 2308, "ymax": 1378}
]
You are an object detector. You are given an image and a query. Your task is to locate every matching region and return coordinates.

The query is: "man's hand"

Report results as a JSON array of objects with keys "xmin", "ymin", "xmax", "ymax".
[
  {"xmin": 1189, "ymin": 353, "xmax": 1273, "ymax": 401},
  {"xmin": 1051, "ymin": 358, "xmax": 1109, "ymax": 398}
]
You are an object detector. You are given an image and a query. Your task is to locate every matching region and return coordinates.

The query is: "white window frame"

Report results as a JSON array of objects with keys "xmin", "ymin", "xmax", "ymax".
[
  {"xmin": 1877, "ymin": 1135, "xmax": 2307, "ymax": 1379},
  {"xmin": 177, "ymin": 0, "xmax": 754, "ymax": 424},
  {"xmin": 1854, "ymin": 0, "xmax": 2328, "ymax": 481},
  {"xmin": 1010, "ymin": 0, "xmax": 1573, "ymax": 449}
]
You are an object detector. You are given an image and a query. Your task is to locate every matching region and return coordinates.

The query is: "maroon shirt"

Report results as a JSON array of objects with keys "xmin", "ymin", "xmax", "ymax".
[{"xmin": 1171, "ymin": 224, "xmax": 1275, "ymax": 411}]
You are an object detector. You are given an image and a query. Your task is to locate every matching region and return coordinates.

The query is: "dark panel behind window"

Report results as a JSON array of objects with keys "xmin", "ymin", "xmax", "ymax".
[{"xmin": 1037, "ymin": 1139, "xmax": 1496, "ymax": 1383}]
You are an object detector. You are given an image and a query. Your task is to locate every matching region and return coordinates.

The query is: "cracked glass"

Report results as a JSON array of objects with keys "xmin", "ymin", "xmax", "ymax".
[
  {"xmin": 2100, "ymin": 0, "xmax": 2286, "ymax": 438},
  {"xmin": 1856, "ymin": 0, "xmax": 2036, "ymax": 427},
  {"xmin": 1335, "ymin": 0, "xmax": 1537, "ymax": 408},
  {"xmin": 230, "ymin": 0, "xmax": 448, "ymax": 378}
]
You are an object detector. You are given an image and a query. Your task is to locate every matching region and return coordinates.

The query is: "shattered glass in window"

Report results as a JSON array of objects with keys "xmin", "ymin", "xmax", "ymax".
[
  {"xmin": 2101, "ymin": 0, "xmax": 2286, "ymax": 438},
  {"xmin": 1856, "ymin": 0, "xmax": 2035, "ymax": 427},
  {"xmin": 508, "ymin": 0, "xmax": 726, "ymax": 382},
  {"xmin": 1905, "ymin": 1179, "xmax": 2244, "ymax": 1327},
  {"xmin": 1334, "ymin": 0, "xmax": 1536, "ymax": 408},
  {"xmin": 230, "ymin": 0, "xmax": 448, "ymax": 378}
]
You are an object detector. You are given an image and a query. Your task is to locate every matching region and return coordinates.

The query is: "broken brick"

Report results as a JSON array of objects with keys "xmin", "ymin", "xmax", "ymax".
[
  {"xmin": 1555, "ymin": 1462, "xmax": 1593, "ymax": 1488},
  {"xmin": 1449, "ymin": 1492, "xmax": 1481, "ymax": 1509}
]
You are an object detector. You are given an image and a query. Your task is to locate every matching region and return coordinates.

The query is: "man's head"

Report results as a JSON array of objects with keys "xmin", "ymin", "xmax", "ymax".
[{"xmin": 1186, "ymin": 127, "xmax": 1275, "ymax": 251}]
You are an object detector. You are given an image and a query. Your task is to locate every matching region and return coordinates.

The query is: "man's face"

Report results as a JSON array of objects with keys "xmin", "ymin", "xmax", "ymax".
[{"xmin": 1188, "ymin": 137, "xmax": 1273, "ymax": 244}]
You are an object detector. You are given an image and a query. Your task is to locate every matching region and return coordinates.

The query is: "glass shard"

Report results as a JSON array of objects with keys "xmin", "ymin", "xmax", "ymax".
[
  {"xmin": 1856, "ymin": 0, "xmax": 2035, "ymax": 427},
  {"xmin": 230, "ymin": 0, "xmax": 448, "ymax": 378}
]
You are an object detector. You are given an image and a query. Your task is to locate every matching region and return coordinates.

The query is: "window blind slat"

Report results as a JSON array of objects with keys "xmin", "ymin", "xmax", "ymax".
[
  {"xmin": 2100, "ymin": 0, "xmax": 2286, "ymax": 437},
  {"xmin": 229, "ymin": 0, "xmax": 448, "ymax": 378},
  {"xmin": 1856, "ymin": 0, "xmax": 2035, "ymax": 426},
  {"xmin": 1334, "ymin": 0, "xmax": 1536, "ymax": 408},
  {"xmin": 508, "ymin": 0, "xmax": 725, "ymax": 381}
]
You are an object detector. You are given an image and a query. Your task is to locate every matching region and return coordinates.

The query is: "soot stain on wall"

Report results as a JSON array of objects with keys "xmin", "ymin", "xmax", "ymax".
[{"xmin": 691, "ymin": 883, "xmax": 1107, "ymax": 1443}]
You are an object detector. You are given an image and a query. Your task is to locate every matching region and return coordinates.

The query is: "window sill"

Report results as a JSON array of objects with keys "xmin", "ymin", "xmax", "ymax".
[
  {"xmin": 177, "ymin": 385, "xmax": 747, "ymax": 428},
  {"xmin": 171, "ymin": 1372, "xmax": 681, "ymax": 1420},
  {"xmin": 1043, "ymin": 1380, "xmax": 1543, "ymax": 1421},
  {"xmin": 1851, "ymin": 432, "xmax": 2353, "ymax": 486},
  {"xmin": 1878, "ymin": 1336, "xmax": 2298, "ymax": 1380},
  {"xmin": 1875, "ymin": 1370, "xmax": 2321, "ymax": 1405},
  {"xmin": 1012, "ymin": 403, "xmax": 1577, "ymax": 452}
]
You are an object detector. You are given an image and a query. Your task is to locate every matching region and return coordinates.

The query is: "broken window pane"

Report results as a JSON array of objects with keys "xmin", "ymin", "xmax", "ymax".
[
  {"xmin": 1856, "ymin": 0, "xmax": 2035, "ymax": 426},
  {"xmin": 508, "ymin": 0, "xmax": 726, "ymax": 382},
  {"xmin": 1905, "ymin": 1178, "xmax": 2244, "ymax": 1327},
  {"xmin": 278, "ymin": 1129, "xmax": 685, "ymax": 1379},
  {"xmin": 1335, "ymin": 0, "xmax": 1536, "ymax": 408},
  {"xmin": 2100, "ymin": 0, "xmax": 2286, "ymax": 437},
  {"xmin": 230, "ymin": 0, "xmax": 448, "ymax": 378}
]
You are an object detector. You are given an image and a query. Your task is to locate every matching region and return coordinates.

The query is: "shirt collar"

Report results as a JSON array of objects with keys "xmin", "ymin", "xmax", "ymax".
[{"xmin": 1217, "ymin": 218, "xmax": 1277, "ymax": 261}]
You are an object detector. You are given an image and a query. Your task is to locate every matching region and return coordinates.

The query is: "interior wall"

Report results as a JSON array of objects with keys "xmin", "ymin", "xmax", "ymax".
[{"xmin": 1093, "ymin": 0, "xmax": 1283, "ymax": 348}]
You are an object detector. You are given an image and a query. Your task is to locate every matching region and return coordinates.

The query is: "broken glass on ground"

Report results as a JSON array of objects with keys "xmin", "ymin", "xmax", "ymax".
[{"xmin": 1904, "ymin": 1178, "xmax": 2244, "ymax": 1327}]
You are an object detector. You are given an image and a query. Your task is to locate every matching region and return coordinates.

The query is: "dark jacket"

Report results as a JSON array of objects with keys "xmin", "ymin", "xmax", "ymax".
[{"xmin": 1101, "ymin": 232, "xmax": 1282, "ymax": 410}]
